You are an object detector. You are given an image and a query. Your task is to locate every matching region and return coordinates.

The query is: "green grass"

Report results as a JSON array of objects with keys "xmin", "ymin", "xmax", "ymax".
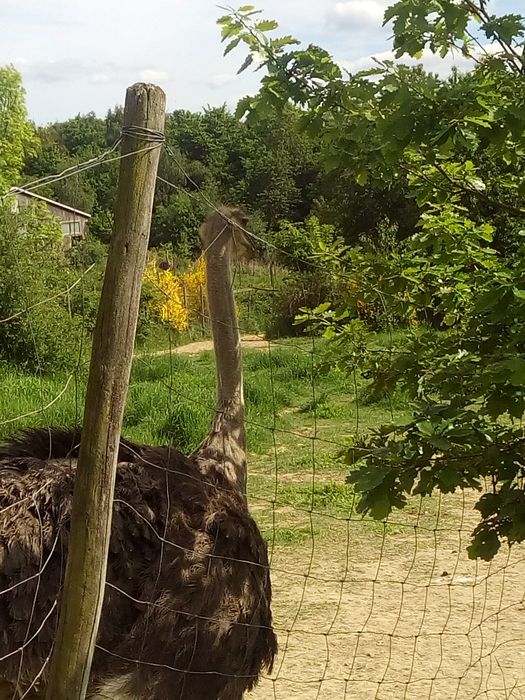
[
  {"xmin": 275, "ymin": 482, "xmax": 358, "ymax": 515},
  {"xmin": 267, "ymin": 526, "xmax": 320, "ymax": 546},
  {"xmin": 0, "ymin": 334, "xmax": 411, "ymax": 548}
]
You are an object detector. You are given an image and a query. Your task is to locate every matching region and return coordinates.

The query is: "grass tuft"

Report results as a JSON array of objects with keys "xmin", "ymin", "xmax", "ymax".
[{"xmin": 0, "ymin": 334, "xmax": 410, "ymax": 546}]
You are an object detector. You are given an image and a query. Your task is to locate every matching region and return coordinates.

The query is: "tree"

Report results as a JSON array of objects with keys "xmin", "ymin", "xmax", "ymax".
[
  {"xmin": 23, "ymin": 109, "xmax": 124, "ymax": 241},
  {"xmin": 0, "ymin": 66, "xmax": 38, "ymax": 193},
  {"xmin": 0, "ymin": 204, "xmax": 84, "ymax": 372},
  {"xmin": 221, "ymin": 2, "xmax": 525, "ymax": 559}
]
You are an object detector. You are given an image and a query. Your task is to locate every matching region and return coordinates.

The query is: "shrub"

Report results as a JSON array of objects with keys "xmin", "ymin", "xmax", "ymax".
[
  {"xmin": 67, "ymin": 238, "xmax": 107, "ymax": 333},
  {"xmin": 269, "ymin": 216, "xmax": 337, "ymax": 270},
  {"xmin": 150, "ymin": 190, "xmax": 208, "ymax": 258},
  {"xmin": 0, "ymin": 203, "xmax": 84, "ymax": 373},
  {"xmin": 143, "ymin": 258, "xmax": 189, "ymax": 331},
  {"xmin": 267, "ymin": 269, "xmax": 341, "ymax": 338},
  {"xmin": 142, "ymin": 254, "xmax": 208, "ymax": 333},
  {"xmin": 67, "ymin": 236, "xmax": 107, "ymax": 268}
]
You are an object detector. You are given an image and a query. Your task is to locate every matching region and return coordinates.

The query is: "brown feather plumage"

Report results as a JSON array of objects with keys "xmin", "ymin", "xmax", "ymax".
[
  {"xmin": 0, "ymin": 207, "xmax": 277, "ymax": 699},
  {"xmin": 0, "ymin": 427, "xmax": 277, "ymax": 699}
]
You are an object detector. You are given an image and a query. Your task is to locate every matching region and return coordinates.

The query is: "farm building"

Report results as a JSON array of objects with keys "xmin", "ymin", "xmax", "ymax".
[{"xmin": 11, "ymin": 188, "xmax": 90, "ymax": 249}]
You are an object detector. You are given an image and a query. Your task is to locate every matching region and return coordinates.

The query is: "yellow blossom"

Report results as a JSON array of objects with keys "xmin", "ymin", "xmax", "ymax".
[
  {"xmin": 142, "ymin": 255, "xmax": 208, "ymax": 331},
  {"xmin": 181, "ymin": 256, "xmax": 207, "ymax": 320}
]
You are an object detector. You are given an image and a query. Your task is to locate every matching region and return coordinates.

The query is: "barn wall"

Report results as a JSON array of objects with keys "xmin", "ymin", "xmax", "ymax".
[{"xmin": 14, "ymin": 192, "xmax": 89, "ymax": 248}]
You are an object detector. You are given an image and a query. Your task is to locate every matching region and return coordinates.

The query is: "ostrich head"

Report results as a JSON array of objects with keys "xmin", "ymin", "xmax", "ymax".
[{"xmin": 199, "ymin": 206, "xmax": 253, "ymax": 262}]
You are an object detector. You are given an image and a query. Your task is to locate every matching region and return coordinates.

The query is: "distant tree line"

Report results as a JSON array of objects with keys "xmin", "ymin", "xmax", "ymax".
[{"xmin": 20, "ymin": 102, "xmax": 420, "ymax": 257}]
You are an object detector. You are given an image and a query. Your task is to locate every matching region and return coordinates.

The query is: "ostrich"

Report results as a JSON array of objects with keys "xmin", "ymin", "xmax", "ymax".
[{"xmin": 0, "ymin": 207, "xmax": 277, "ymax": 699}]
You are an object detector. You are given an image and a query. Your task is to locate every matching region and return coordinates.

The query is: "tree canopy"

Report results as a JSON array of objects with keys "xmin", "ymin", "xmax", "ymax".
[
  {"xmin": 220, "ymin": 1, "xmax": 525, "ymax": 559},
  {"xmin": 0, "ymin": 66, "xmax": 38, "ymax": 194}
]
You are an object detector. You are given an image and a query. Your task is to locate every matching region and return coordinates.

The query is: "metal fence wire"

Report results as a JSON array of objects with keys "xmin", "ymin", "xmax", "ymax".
[{"xmin": 0, "ymin": 140, "xmax": 524, "ymax": 700}]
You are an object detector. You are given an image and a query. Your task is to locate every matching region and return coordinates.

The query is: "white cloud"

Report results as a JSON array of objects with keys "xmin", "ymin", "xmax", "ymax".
[
  {"xmin": 209, "ymin": 73, "xmax": 237, "ymax": 88},
  {"xmin": 337, "ymin": 47, "xmax": 476, "ymax": 76},
  {"xmin": 90, "ymin": 73, "xmax": 111, "ymax": 84},
  {"xmin": 15, "ymin": 58, "xmax": 129, "ymax": 85},
  {"xmin": 337, "ymin": 50, "xmax": 393, "ymax": 73},
  {"xmin": 328, "ymin": 0, "xmax": 387, "ymax": 29},
  {"xmin": 139, "ymin": 69, "xmax": 169, "ymax": 83}
]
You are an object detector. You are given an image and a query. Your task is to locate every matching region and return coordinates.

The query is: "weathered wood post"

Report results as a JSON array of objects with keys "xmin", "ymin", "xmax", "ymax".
[{"xmin": 45, "ymin": 83, "xmax": 165, "ymax": 700}]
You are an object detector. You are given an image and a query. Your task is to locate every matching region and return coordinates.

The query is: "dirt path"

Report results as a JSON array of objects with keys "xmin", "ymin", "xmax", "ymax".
[
  {"xmin": 141, "ymin": 333, "xmax": 270, "ymax": 357},
  {"xmin": 249, "ymin": 495, "xmax": 525, "ymax": 700},
  {"xmin": 136, "ymin": 333, "xmax": 525, "ymax": 698}
]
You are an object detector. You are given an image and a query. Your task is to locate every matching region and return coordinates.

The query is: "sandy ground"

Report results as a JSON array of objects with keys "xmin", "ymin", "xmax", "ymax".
[
  {"xmin": 139, "ymin": 337, "xmax": 525, "ymax": 699},
  {"xmin": 249, "ymin": 495, "xmax": 525, "ymax": 700},
  {"xmin": 140, "ymin": 334, "xmax": 270, "ymax": 357}
]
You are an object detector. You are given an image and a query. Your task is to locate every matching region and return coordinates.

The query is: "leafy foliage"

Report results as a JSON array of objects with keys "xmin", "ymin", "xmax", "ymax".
[
  {"xmin": 0, "ymin": 203, "xmax": 84, "ymax": 372},
  {"xmin": 22, "ymin": 95, "xmax": 424, "ymax": 256},
  {"xmin": 269, "ymin": 216, "xmax": 336, "ymax": 270},
  {"xmin": 0, "ymin": 66, "xmax": 38, "ymax": 193},
  {"xmin": 221, "ymin": 2, "xmax": 525, "ymax": 559}
]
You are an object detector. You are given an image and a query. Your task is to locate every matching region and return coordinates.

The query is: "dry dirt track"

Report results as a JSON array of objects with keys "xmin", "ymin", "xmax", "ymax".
[
  {"xmin": 249, "ymin": 493, "xmax": 525, "ymax": 700},
  {"xmin": 141, "ymin": 333, "xmax": 269, "ymax": 357},
  {"xmin": 141, "ymin": 338, "xmax": 525, "ymax": 699}
]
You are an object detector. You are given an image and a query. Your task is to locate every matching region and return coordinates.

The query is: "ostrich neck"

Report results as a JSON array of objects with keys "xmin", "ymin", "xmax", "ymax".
[
  {"xmin": 193, "ymin": 248, "xmax": 247, "ymax": 494},
  {"xmin": 207, "ymin": 251, "xmax": 244, "ymax": 417}
]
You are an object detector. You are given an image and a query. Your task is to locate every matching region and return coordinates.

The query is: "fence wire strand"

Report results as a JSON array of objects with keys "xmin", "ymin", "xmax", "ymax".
[{"xmin": 0, "ymin": 136, "xmax": 523, "ymax": 700}]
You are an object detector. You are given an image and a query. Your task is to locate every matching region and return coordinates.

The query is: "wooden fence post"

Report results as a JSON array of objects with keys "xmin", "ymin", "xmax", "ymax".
[{"xmin": 45, "ymin": 83, "xmax": 166, "ymax": 700}]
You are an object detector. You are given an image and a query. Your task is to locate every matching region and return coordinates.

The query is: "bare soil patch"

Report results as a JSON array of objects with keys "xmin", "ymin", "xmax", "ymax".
[
  {"xmin": 141, "ymin": 333, "xmax": 269, "ymax": 357},
  {"xmin": 250, "ymin": 492, "xmax": 525, "ymax": 700}
]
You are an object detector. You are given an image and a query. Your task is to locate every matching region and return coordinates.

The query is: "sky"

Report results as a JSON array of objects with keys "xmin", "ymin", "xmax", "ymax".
[{"xmin": 0, "ymin": 0, "xmax": 522, "ymax": 124}]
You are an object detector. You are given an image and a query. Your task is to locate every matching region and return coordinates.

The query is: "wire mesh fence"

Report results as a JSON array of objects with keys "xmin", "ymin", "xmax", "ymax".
[{"xmin": 0, "ymin": 136, "xmax": 524, "ymax": 700}]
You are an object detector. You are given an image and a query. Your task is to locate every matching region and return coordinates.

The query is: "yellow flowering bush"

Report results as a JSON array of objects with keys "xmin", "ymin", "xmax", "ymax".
[
  {"xmin": 181, "ymin": 256, "xmax": 207, "ymax": 321},
  {"xmin": 142, "ymin": 256, "xmax": 207, "ymax": 331}
]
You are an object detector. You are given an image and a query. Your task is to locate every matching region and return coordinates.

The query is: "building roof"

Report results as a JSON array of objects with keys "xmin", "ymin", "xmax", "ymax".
[{"xmin": 12, "ymin": 188, "xmax": 91, "ymax": 219}]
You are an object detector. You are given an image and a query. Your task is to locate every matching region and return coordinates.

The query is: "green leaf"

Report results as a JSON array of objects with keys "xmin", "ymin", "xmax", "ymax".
[
  {"xmin": 234, "ymin": 95, "xmax": 253, "ymax": 119},
  {"xmin": 464, "ymin": 116, "xmax": 494, "ymax": 128},
  {"xmin": 224, "ymin": 36, "xmax": 242, "ymax": 55},
  {"xmin": 237, "ymin": 54, "xmax": 254, "ymax": 74},
  {"xmin": 431, "ymin": 437, "xmax": 453, "ymax": 451},
  {"xmin": 221, "ymin": 22, "xmax": 242, "ymax": 40},
  {"xmin": 416, "ymin": 421, "xmax": 434, "ymax": 437},
  {"xmin": 475, "ymin": 493, "xmax": 501, "ymax": 519},
  {"xmin": 254, "ymin": 19, "xmax": 279, "ymax": 32},
  {"xmin": 436, "ymin": 464, "xmax": 460, "ymax": 489},
  {"xmin": 492, "ymin": 358, "xmax": 525, "ymax": 386},
  {"xmin": 356, "ymin": 170, "xmax": 369, "ymax": 186},
  {"xmin": 482, "ymin": 14, "xmax": 525, "ymax": 46},
  {"xmin": 368, "ymin": 490, "xmax": 393, "ymax": 520},
  {"xmin": 238, "ymin": 4, "xmax": 256, "ymax": 11},
  {"xmin": 468, "ymin": 526, "xmax": 501, "ymax": 561},
  {"xmin": 468, "ymin": 177, "xmax": 486, "ymax": 193},
  {"xmin": 349, "ymin": 464, "xmax": 390, "ymax": 491},
  {"xmin": 313, "ymin": 301, "xmax": 332, "ymax": 314},
  {"xmin": 383, "ymin": 4, "xmax": 399, "ymax": 25},
  {"xmin": 477, "ymin": 224, "xmax": 493, "ymax": 241}
]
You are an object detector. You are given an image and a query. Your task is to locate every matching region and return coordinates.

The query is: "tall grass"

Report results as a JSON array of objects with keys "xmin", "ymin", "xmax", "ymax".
[
  {"xmin": 0, "ymin": 336, "xmax": 413, "ymax": 547},
  {"xmin": 0, "ymin": 345, "xmax": 324, "ymax": 452}
]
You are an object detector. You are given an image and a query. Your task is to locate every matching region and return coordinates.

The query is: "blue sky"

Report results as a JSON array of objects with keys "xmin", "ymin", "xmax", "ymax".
[{"xmin": 0, "ymin": 0, "xmax": 522, "ymax": 124}]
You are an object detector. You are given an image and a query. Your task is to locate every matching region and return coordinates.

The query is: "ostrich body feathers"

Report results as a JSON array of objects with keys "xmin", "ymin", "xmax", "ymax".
[{"xmin": 0, "ymin": 428, "xmax": 276, "ymax": 699}]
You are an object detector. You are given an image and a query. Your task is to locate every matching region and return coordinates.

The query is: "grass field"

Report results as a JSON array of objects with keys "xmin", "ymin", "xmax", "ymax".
[{"xmin": 0, "ymin": 337, "xmax": 524, "ymax": 698}]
